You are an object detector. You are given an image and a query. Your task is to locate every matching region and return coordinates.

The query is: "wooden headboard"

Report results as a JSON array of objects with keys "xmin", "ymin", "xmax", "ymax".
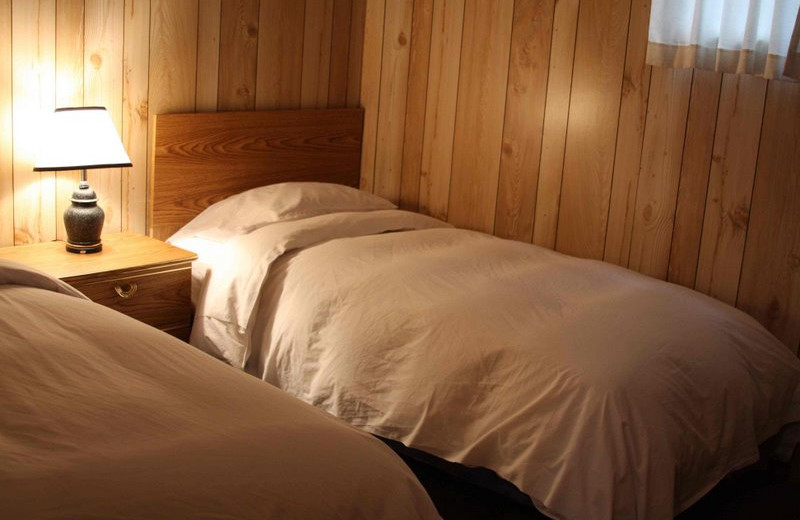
[{"xmin": 148, "ymin": 108, "xmax": 363, "ymax": 240}]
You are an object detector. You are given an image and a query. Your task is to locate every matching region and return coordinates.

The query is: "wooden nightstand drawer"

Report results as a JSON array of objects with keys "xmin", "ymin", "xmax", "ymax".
[
  {"xmin": 72, "ymin": 267, "xmax": 192, "ymax": 334},
  {"xmin": 0, "ymin": 233, "xmax": 197, "ymax": 341}
]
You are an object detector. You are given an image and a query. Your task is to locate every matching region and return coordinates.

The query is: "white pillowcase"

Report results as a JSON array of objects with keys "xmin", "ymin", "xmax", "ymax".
[{"xmin": 168, "ymin": 182, "xmax": 397, "ymax": 242}]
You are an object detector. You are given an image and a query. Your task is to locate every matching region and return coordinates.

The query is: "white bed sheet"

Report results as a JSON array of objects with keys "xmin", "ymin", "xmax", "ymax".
[
  {"xmin": 177, "ymin": 209, "xmax": 800, "ymax": 520},
  {"xmin": 0, "ymin": 261, "xmax": 439, "ymax": 520}
]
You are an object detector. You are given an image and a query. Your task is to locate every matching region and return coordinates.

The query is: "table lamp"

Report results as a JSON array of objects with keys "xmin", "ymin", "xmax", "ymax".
[{"xmin": 33, "ymin": 107, "xmax": 132, "ymax": 254}]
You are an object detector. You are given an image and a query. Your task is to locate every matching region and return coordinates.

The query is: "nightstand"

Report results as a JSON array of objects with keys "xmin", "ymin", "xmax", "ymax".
[{"xmin": 0, "ymin": 232, "xmax": 198, "ymax": 341}]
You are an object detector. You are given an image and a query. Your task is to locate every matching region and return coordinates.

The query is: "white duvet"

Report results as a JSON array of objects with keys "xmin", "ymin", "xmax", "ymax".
[
  {"xmin": 0, "ymin": 259, "xmax": 439, "ymax": 520},
  {"xmin": 181, "ymin": 210, "xmax": 800, "ymax": 520}
]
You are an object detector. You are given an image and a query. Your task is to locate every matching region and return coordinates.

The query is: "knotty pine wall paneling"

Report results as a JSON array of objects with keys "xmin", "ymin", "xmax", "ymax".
[
  {"xmin": 667, "ymin": 70, "xmax": 722, "ymax": 288},
  {"xmin": 556, "ymin": 0, "xmax": 630, "ymax": 259},
  {"xmin": 218, "ymin": 0, "xmax": 258, "ymax": 111},
  {"xmin": 301, "ymin": 0, "xmax": 334, "ymax": 108},
  {"xmin": 372, "ymin": 0, "xmax": 412, "ymax": 202},
  {"xmin": 0, "ymin": 0, "xmax": 11, "ymax": 247},
  {"xmin": 532, "ymin": 0, "xmax": 576, "ymax": 249},
  {"xmin": 195, "ymin": 0, "xmax": 220, "ymax": 112},
  {"xmin": 417, "ymin": 0, "xmax": 463, "ymax": 221},
  {"xmin": 328, "ymin": 0, "xmax": 353, "ymax": 106},
  {"xmin": 447, "ymin": 0, "xmax": 513, "ymax": 234},
  {"xmin": 122, "ymin": 0, "xmax": 150, "ymax": 234},
  {"xmin": 358, "ymin": 0, "xmax": 385, "ymax": 194},
  {"xmin": 2, "ymin": 0, "xmax": 364, "ymax": 245},
  {"xmin": 603, "ymin": 0, "xmax": 651, "ymax": 266},
  {"xmin": 738, "ymin": 80, "xmax": 800, "ymax": 349},
  {"xmin": 12, "ymin": 0, "xmax": 56, "ymax": 245},
  {"xmin": 694, "ymin": 74, "xmax": 767, "ymax": 305},
  {"xmin": 85, "ymin": 0, "xmax": 124, "ymax": 236},
  {"xmin": 397, "ymin": 0, "xmax": 432, "ymax": 211},
  {"xmin": 494, "ymin": 0, "xmax": 552, "ymax": 242},
  {"xmin": 626, "ymin": 67, "xmax": 691, "ymax": 280},
  {"xmin": 54, "ymin": 0, "xmax": 83, "ymax": 242},
  {"xmin": 360, "ymin": 0, "xmax": 800, "ymax": 353},
  {"xmin": 256, "ymin": 0, "xmax": 303, "ymax": 109}
]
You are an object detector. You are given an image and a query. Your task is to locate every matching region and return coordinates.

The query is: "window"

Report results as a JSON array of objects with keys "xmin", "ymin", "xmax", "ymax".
[{"xmin": 647, "ymin": 0, "xmax": 800, "ymax": 80}]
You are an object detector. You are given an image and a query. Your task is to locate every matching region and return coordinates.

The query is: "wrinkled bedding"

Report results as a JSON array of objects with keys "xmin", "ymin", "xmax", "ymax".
[
  {"xmin": 178, "ymin": 210, "xmax": 800, "ymax": 520},
  {"xmin": 0, "ymin": 260, "xmax": 439, "ymax": 520}
]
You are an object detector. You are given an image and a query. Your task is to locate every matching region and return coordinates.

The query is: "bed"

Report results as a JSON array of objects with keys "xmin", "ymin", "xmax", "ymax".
[
  {"xmin": 150, "ymin": 109, "xmax": 800, "ymax": 520},
  {"xmin": 0, "ymin": 259, "xmax": 439, "ymax": 519}
]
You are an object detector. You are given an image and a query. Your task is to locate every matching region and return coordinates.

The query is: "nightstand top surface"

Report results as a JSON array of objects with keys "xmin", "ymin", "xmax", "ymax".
[{"xmin": 0, "ymin": 232, "xmax": 197, "ymax": 280}]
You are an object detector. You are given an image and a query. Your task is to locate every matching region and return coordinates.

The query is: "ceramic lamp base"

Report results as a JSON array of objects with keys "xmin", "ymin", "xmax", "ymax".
[
  {"xmin": 64, "ymin": 175, "xmax": 105, "ymax": 255},
  {"xmin": 65, "ymin": 241, "xmax": 103, "ymax": 254}
]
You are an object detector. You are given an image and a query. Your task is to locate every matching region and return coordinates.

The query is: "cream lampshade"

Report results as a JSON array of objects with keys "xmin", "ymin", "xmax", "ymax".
[{"xmin": 33, "ymin": 107, "xmax": 132, "ymax": 254}]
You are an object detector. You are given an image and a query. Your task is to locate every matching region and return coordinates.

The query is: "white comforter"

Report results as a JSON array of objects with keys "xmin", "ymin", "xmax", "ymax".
[
  {"xmin": 0, "ymin": 260, "xmax": 439, "ymax": 519},
  {"xmin": 183, "ymin": 210, "xmax": 800, "ymax": 520}
]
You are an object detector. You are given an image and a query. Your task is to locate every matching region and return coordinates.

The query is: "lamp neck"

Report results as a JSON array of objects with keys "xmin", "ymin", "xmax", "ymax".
[{"xmin": 79, "ymin": 169, "xmax": 88, "ymax": 188}]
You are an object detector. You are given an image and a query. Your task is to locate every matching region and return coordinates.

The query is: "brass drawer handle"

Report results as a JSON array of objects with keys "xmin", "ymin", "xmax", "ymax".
[{"xmin": 114, "ymin": 282, "xmax": 138, "ymax": 299}]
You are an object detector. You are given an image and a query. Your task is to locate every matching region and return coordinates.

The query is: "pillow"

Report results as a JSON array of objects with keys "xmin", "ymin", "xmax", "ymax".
[{"xmin": 168, "ymin": 182, "xmax": 396, "ymax": 242}]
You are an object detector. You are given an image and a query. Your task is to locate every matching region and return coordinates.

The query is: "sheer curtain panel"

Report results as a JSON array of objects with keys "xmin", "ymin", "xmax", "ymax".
[
  {"xmin": 786, "ymin": 10, "xmax": 800, "ymax": 77},
  {"xmin": 647, "ymin": 0, "xmax": 800, "ymax": 80}
]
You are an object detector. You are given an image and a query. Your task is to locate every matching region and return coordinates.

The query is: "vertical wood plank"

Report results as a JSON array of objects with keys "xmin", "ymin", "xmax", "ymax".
[
  {"xmin": 358, "ymin": 0, "xmax": 386, "ymax": 192},
  {"xmin": 256, "ymin": 0, "xmax": 305, "ymax": 109},
  {"xmin": 0, "ymin": 0, "xmax": 12, "ymax": 246},
  {"xmin": 398, "ymin": 0, "xmax": 432, "ymax": 211},
  {"xmin": 196, "ymin": 0, "xmax": 221, "ymax": 112},
  {"xmin": 627, "ymin": 67, "xmax": 692, "ymax": 279},
  {"xmin": 532, "ymin": 0, "xmax": 578, "ymax": 249},
  {"xmin": 494, "ymin": 0, "xmax": 553, "ymax": 242},
  {"xmin": 695, "ymin": 74, "xmax": 767, "ymax": 304},
  {"xmin": 417, "ymin": 0, "xmax": 465, "ymax": 221},
  {"xmin": 555, "ymin": 0, "xmax": 630, "ymax": 259},
  {"xmin": 218, "ymin": 0, "xmax": 259, "ymax": 110},
  {"xmin": 737, "ymin": 80, "xmax": 800, "ymax": 352},
  {"xmin": 603, "ymin": 0, "xmax": 651, "ymax": 265},
  {"xmin": 84, "ymin": 0, "xmax": 125, "ymax": 235},
  {"xmin": 54, "ymin": 0, "xmax": 84, "ymax": 241},
  {"xmin": 447, "ymin": 0, "xmax": 514, "ymax": 233},
  {"xmin": 372, "ymin": 0, "xmax": 413, "ymax": 203},
  {"xmin": 148, "ymin": 0, "xmax": 197, "ymax": 116},
  {"xmin": 121, "ymin": 0, "xmax": 150, "ymax": 234},
  {"xmin": 667, "ymin": 69, "xmax": 722, "ymax": 287},
  {"xmin": 328, "ymin": 0, "xmax": 353, "ymax": 107},
  {"xmin": 55, "ymin": 0, "xmax": 84, "ymax": 106},
  {"xmin": 147, "ymin": 0, "xmax": 198, "ymax": 228},
  {"xmin": 346, "ymin": 0, "xmax": 366, "ymax": 108},
  {"xmin": 12, "ymin": 0, "xmax": 57, "ymax": 244},
  {"xmin": 301, "ymin": 0, "xmax": 334, "ymax": 108}
]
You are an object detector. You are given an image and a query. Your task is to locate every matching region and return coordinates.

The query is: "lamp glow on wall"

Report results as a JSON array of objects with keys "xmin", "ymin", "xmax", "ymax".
[{"xmin": 33, "ymin": 107, "xmax": 132, "ymax": 254}]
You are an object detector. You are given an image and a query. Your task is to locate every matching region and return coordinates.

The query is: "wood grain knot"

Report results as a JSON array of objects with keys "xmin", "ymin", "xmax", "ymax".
[
  {"xmin": 767, "ymin": 297, "xmax": 781, "ymax": 322},
  {"xmin": 136, "ymin": 101, "xmax": 148, "ymax": 120},
  {"xmin": 788, "ymin": 253, "xmax": 800, "ymax": 272},
  {"xmin": 643, "ymin": 202, "xmax": 654, "ymax": 222},
  {"xmin": 14, "ymin": 229, "xmax": 32, "ymax": 245},
  {"xmin": 91, "ymin": 53, "xmax": 102, "ymax": 70},
  {"xmin": 729, "ymin": 205, "xmax": 750, "ymax": 230},
  {"xmin": 398, "ymin": 32, "xmax": 407, "ymax": 46},
  {"xmin": 621, "ymin": 75, "xmax": 635, "ymax": 96}
]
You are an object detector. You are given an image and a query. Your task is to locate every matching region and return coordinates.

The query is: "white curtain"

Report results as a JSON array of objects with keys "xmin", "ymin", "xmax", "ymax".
[
  {"xmin": 787, "ymin": 7, "xmax": 800, "ymax": 77},
  {"xmin": 647, "ymin": 0, "xmax": 800, "ymax": 80}
]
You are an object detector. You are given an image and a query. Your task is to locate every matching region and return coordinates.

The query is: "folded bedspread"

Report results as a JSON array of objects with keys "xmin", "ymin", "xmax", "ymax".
[
  {"xmin": 0, "ymin": 259, "xmax": 439, "ymax": 520},
  {"xmin": 185, "ymin": 210, "xmax": 800, "ymax": 520}
]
